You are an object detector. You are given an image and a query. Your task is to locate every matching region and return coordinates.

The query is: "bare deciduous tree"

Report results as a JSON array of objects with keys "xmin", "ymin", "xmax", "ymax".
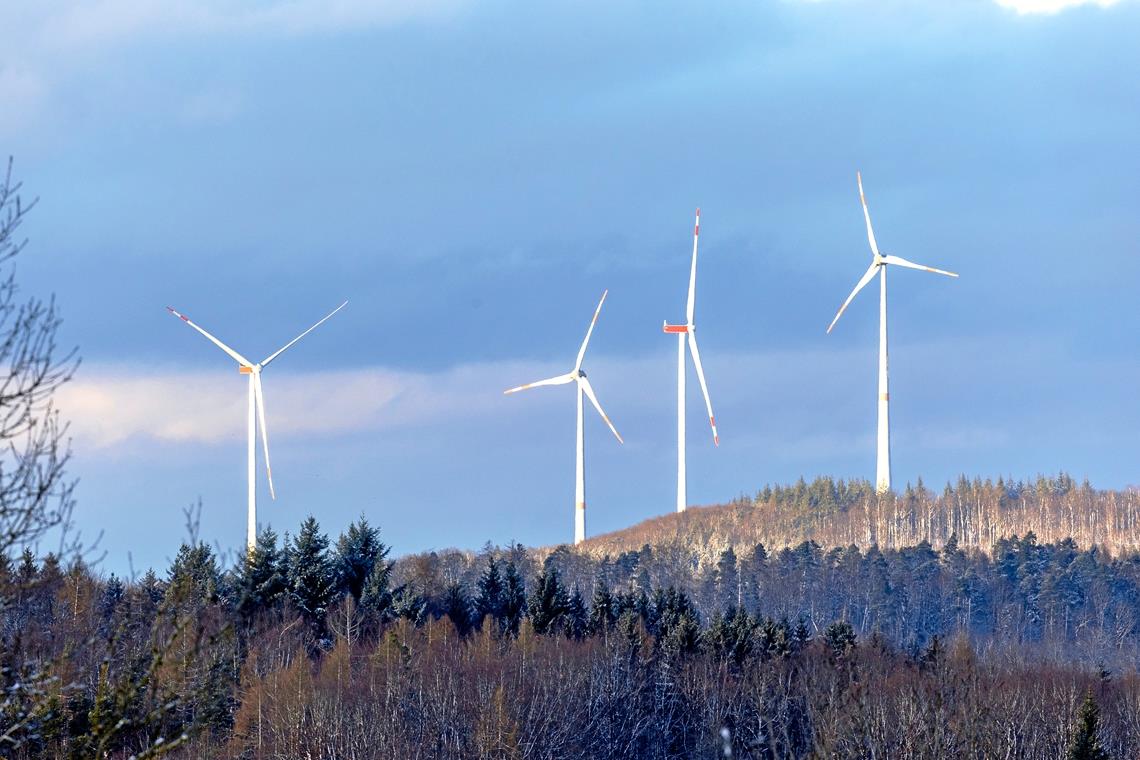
[{"xmin": 0, "ymin": 157, "xmax": 78, "ymax": 559}]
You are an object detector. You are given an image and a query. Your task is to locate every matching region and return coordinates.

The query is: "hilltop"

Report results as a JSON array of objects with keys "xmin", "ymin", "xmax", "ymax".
[{"xmin": 579, "ymin": 473, "xmax": 1140, "ymax": 560}]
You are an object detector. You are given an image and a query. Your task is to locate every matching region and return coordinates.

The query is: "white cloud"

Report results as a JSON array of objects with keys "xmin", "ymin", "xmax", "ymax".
[
  {"xmin": 57, "ymin": 360, "xmax": 520, "ymax": 449},
  {"xmin": 995, "ymin": 0, "xmax": 1124, "ymax": 12}
]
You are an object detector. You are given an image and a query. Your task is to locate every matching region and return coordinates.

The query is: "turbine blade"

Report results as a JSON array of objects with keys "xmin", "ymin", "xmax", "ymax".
[
  {"xmin": 686, "ymin": 208, "xmax": 700, "ymax": 325},
  {"xmin": 687, "ymin": 332, "xmax": 719, "ymax": 446},
  {"xmin": 253, "ymin": 373, "xmax": 275, "ymax": 500},
  {"xmin": 574, "ymin": 290, "xmax": 608, "ymax": 371},
  {"xmin": 503, "ymin": 372, "xmax": 575, "ymax": 395},
  {"xmin": 856, "ymin": 171, "xmax": 881, "ymax": 257},
  {"xmin": 166, "ymin": 306, "xmax": 252, "ymax": 367},
  {"xmin": 579, "ymin": 376, "xmax": 623, "ymax": 444},
  {"xmin": 826, "ymin": 263, "xmax": 880, "ymax": 334},
  {"xmin": 260, "ymin": 300, "xmax": 348, "ymax": 368},
  {"xmin": 882, "ymin": 255, "xmax": 958, "ymax": 278}
]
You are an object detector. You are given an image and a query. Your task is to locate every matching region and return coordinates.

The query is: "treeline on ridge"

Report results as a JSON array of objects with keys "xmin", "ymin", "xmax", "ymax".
[
  {"xmin": 2, "ymin": 510, "xmax": 1139, "ymax": 757},
  {"xmin": 585, "ymin": 472, "xmax": 1140, "ymax": 558}
]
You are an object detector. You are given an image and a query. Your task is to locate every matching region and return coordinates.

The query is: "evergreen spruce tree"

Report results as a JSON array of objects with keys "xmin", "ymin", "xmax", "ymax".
[
  {"xmin": 334, "ymin": 515, "xmax": 388, "ymax": 602},
  {"xmin": 501, "ymin": 561, "xmax": 527, "ymax": 636},
  {"xmin": 360, "ymin": 553, "xmax": 394, "ymax": 620},
  {"xmin": 390, "ymin": 585, "xmax": 428, "ymax": 625},
  {"xmin": 1067, "ymin": 689, "xmax": 1109, "ymax": 760},
  {"xmin": 824, "ymin": 620, "xmax": 856, "ymax": 657},
  {"xmin": 165, "ymin": 543, "xmax": 219, "ymax": 612},
  {"xmin": 527, "ymin": 566, "xmax": 567, "ymax": 635},
  {"xmin": 237, "ymin": 527, "xmax": 286, "ymax": 624},
  {"xmin": 564, "ymin": 586, "xmax": 588, "ymax": 640},
  {"xmin": 588, "ymin": 580, "xmax": 617, "ymax": 635},
  {"xmin": 286, "ymin": 517, "xmax": 336, "ymax": 640},
  {"xmin": 475, "ymin": 556, "xmax": 505, "ymax": 627},
  {"xmin": 441, "ymin": 582, "xmax": 473, "ymax": 636}
]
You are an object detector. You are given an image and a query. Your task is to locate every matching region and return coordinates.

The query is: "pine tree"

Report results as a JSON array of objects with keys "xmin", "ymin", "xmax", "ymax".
[
  {"xmin": 286, "ymin": 517, "xmax": 336, "ymax": 640},
  {"xmin": 527, "ymin": 566, "xmax": 567, "ymax": 635},
  {"xmin": 1067, "ymin": 689, "xmax": 1109, "ymax": 760},
  {"xmin": 475, "ymin": 556, "xmax": 505, "ymax": 627},
  {"xmin": 588, "ymin": 580, "xmax": 617, "ymax": 635},
  {"xmin": 824, "ymin": 620, "xmax": 856, "ymax": 657},
  {"xmin": 166, "ymin": 543, "xmax": 219, "ymax": 612},
  {"xmin": 501, "ymin": 561, "xmax": 527, "ymax": 636},
  {"xmin": 237, "ymin": 527, "xmax": 286, "ymax": 624},
  {"xmin": 360, "ymin": 553, "xmax": 394, "ymax": 620},
  {"xmin": 441, "ymin": 582, "xmax": 473, "ymax": 636},
  {"xmin": 564, "ymin": 586, "xmax": 588, "ymax": 640},
  {"xmin": 334, "ymin": 515, "xmax": 389, "ymax": 602},
  {"xmin": 390, "ymin": 585, "xmax": 428, "ymax": 625}
]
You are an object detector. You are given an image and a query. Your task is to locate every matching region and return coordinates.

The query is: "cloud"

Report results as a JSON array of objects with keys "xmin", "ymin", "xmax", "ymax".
[
  {"xmin": 994, "ymin": 0, "xmax": 1126, "ymax": 12},
  {"xmin": 57, "ymin": 360, "xmax": 520, "ymax": 449}
]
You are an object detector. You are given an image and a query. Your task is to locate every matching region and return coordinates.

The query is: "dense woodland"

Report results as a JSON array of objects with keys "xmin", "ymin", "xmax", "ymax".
[
  {"xmin": 586, "ymin": 473, "xmax": 1140, "ymax": 559},
  {"xmin": 2, "ymin": 508, "xmax": 1140, "ymax": 758}
]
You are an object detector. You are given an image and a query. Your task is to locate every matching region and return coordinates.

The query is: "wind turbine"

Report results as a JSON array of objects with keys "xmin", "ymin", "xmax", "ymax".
[
  {"xmin": 663, "ymin": 208, "xmax": 718, "ymax": 513},
  {"xmin": 166, "ymin": 301, "xmax": 348, "ymax": 552},
  {"xmin": 826, "ymin": 171, "xmax": 957, "ymax": 494},
  {"xmin": 504, "ymin": 290, "xmax": 623, "ymax": 545}
]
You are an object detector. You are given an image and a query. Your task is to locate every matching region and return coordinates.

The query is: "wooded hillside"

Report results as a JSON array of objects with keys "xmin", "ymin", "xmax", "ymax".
[{"xmin": 583, "ymin": 473, "xmax": 1140, "ymax": 559}]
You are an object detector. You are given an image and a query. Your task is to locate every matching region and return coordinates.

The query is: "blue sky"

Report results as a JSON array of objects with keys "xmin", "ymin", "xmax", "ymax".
[{"xmin": 2, "ymin": 0, "xmax": 1138, "ymax": 573}]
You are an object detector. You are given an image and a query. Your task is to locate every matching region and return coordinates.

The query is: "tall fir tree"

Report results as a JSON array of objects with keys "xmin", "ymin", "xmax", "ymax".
[
  {"xmin": 588, "ymin": 580, "xmax": 617, "ymax": 635},
  {"xmin": 334, "ymin": 515, "xmax": 389, "ymax": 602},
  {"xmin": 360, "ymin": 552, "xmax": 394, "ymax": 621},
  {"xmin": 564, "ymin": 586, "xmax": 588, "ymax": 640},
  {"xmin": 501, "ymin": 561, "xmax": 527, "ymax": 636},
  {"xmin": 286, "ymin": 517, "xmax": 336, "ymax": 640},
  {"xmin": 1067, "ymin": 690, "xmax": 1110, "ymax": 760},
  {"xmin": 475, "ymin": 556, "xmax": 505, "ymax": 627},
  {"xmin": 441, "ymin": 582, "xmax": 473, "ymax": 636},
  {"xmin": 527, "ymin": 566, "xmax": 568, "ymax": 635},
  {"xmin": 237, "ymin": 528, "xmax": 287, "ymax": 625}
]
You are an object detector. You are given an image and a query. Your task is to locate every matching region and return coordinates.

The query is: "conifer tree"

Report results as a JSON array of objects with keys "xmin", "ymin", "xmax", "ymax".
[
  {"xmin": 237, "ymin": 528, "xmax": 286, "ymax": 624},
  {"xmin": 588, "ymin": 580, "xmax": 617, "ymax": 635},
  {"xmin": 475, "ymin": 555, "xmax": 505, "ymax": 626},
  {"xmin": 1067, "ymin": 689, "xmax": 1109, "ymax": 760},
  {"xmin": 334, "ymin": 515, "xmax": 388, "ymax": 602},
  {"xmin": 360, "ymin": 553, "xmax": 394, "ymax": 620},
  {"xmin": 564, "ymin": 586, "xmax": 588, "ymax": 640},
  {"xmin": 286, "ymin": 517, "xmax": 336, "ymax": 639},
  {"xmin": 390, "ymin": 585, "xmax": 428, "ymax": 625},
  {"xmin": 824, "ymin": 620, "xmax": 856, "ymax": 657},
  {"xmin": 527, "ymin": 566, "xmax": 567, "ymax": 635},
  {"xmin": 501, "ymin": 561, "xmax": 527, "ymax": 636},
  {"xmin": 166, "ymin": 543, "xmax": 219, "ymax": 612},
  {"xmin": 441, "ymin": 582, "xmax": 473, "ymax": 636}
]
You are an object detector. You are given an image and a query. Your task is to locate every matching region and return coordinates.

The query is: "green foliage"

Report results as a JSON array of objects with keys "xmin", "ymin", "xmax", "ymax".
[
  {"xmin": 236, "ymin": 527, "xmax": 286, "ymax": 625},
  {"xmin": 527, "ymin": 566, "xmax": 567, "ymax": 635},
  {"xmin": 334, "ymin": 515, "xmax": 389, "ymax": 602},
  {"xmin": 286, "ymin": 517, "xmax": 336, "ymax": 640},
  {"xmin": 824, "ymin": 620, "xmax": 856, "ymax": 657},
  {"xmin": 1068, "ymin": 690, "xmax": 1110, "ymax": 760}
]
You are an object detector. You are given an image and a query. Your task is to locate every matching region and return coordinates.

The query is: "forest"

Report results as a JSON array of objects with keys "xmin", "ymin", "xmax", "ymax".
[
  {"xmin": 587, "ymin": 473, "xmax": 1140, "ymax": 558},
  {"xmin": 2, "ymin": 506, "xmax": 1138, "ymax": 758}
]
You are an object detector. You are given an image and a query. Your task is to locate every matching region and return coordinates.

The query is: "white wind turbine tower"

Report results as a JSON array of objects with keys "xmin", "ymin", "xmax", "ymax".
[
  {"xmin": 827, "ymin": 171, "xmax": 957, "ymax": 494},
  {"xmin": 166, "ymin": 301, "xmax": 348, "ymax": 552},
  {"xmin": 504, "ymin": 290, "xmax": 623, "ymax": 545},
  {"xmin": 663, "ymin": 208, "xmax": 718, "ymax": 513}
]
